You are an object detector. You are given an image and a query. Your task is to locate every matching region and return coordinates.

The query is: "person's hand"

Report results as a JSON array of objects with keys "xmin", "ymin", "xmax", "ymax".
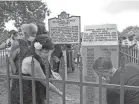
[
  {"xmin": 129, "ymin": 43, "xmax": 136, "ymax": 49},
  {"xmin": 51, "ymin": 70, "xmax": 62, "ymax": 80},
  {"xmin": 6, "ymin": 41, "xmax": 11, "ymax": 48},
  {"xmin": 59, "ymin": 91, "xmax": 71, "ymax": 101},
  {"xmin": 65, "ymin": 95, "xmax": 71, "ymax": 101},
  {"xmin": 53, "ymin": 56, "xmax": 60, "ymax": 63}
]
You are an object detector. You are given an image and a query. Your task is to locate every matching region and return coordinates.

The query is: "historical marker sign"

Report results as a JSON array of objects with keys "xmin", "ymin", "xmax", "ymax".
[
  {"xmin": 82, "ymin": 24, "xmax": 118, "ymax": 46},
  {"xmin": 48, "ymin": 11, "xmax": 80, "ymax": 44}
]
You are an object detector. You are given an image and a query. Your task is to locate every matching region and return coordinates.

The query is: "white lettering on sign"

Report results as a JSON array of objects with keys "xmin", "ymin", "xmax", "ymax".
[
  {"xmin": 48, "ymin": 12, "xmax": 80, "ymax": 44},
  {"xmin": 82, "ymin": 24, "xmax": 118, "ymax": 46}
]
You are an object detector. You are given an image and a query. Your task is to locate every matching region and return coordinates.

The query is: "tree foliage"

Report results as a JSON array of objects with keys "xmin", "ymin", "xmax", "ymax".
[
  {"xmin": 120, "ymin": 26, "xmax": 139, "ymax": 37},
  {"xmin": 0, "ymin": 1, "xmax": 50, "ymax": 30}
]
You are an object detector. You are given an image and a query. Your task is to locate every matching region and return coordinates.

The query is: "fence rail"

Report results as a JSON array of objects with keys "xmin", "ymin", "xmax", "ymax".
[{"xmin": 120, "ymin": 46, "xmax": 139, "ymax": 64}]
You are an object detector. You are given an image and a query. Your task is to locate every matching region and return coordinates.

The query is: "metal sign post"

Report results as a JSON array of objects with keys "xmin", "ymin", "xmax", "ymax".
[{"xmin": 48, "ymin": 11, "xmax": 81, "ymax": 104}]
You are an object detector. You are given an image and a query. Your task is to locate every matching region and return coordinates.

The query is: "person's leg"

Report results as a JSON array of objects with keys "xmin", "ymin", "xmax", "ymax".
[
  {"xmin": 56, "ymin": 61, "xmax": 60, "ymax": 73},
  {"xmin": 72, "ymin": 62, "xmax": 75, "ymax": 72},
  {"xmin": 53, "ymin": 60, "xmax": 57, "ymax": 72}
]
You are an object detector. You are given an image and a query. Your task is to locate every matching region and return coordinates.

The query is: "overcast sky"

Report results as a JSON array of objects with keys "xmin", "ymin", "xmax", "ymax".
[
  {"xmin": 5, "ymin": 0, "xmax": 139, "ymax": 32},
  {"xmin": 45, "ymin": 0, "xmax": 139, "ymax": 32}
]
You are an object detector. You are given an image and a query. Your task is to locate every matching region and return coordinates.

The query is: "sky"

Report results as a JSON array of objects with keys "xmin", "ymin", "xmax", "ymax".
[
  {"xmin": 5, "ymin": 0, "xmax": 139, "ymax": 32},
  {"xmin": 4, "ymin": 20, "xmax": 17, "ymax": 31},
  {"xmin": 45, "ymin": 0, "xmax": 139, "ymax": 32}
]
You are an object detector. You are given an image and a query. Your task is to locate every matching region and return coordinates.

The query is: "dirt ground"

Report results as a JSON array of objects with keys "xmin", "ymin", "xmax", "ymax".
[{"xmin": 0, "ymin": 64, "xmax": 80, "ymax": 104}]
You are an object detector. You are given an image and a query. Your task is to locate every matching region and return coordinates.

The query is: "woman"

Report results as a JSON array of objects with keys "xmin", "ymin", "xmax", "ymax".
[
  {"xmin": 11, "ymin": 35, "xmax": 65, "ymax": 104},
  {"xmin": 93, "ymin": 57, "xmax": 117, "ymax": 82},
  {"xmin": 10, "ymin": 23, "xmax": 53, "ymax": 103},
  {"xmin": 92, "ymin": 57, "xmax": 117, "ymax": 104}
]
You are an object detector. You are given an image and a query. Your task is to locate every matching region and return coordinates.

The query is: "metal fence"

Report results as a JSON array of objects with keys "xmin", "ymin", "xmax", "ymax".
[
  {"xmin": 120, "ymin": 46, "xmax": 139, "ymax": 64},
  {"xmin": 0, "ymin": 42, "xmax": 139, "ymax": 104}
]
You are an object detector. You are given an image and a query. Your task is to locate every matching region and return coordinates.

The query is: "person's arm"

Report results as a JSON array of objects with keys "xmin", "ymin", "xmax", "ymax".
[
  {"xmin": 129, "ymin": 44, "xmax": 136, "ymax": 48},
  {"xmin": 122, "ymin": 40, "xmax": 126, "ymax": 46},
  {"xmin": 0, "ymin": 42, "xmax": 7, "ymax": 50},
  {"xmin": 9, "ymin": 48, "xmax": 20, "ymax": 74},
  {"xmin": 53, "ymin": 56, "xmax": 60, "ymax": 63},
  {"xmin": 22, "ymin": 57, "xmax": 63, "ymax": 97},
  {"xmin": 9, "ymin": 41, "xmax": 20, "ymax": 74},
  {"xmin": 10, "ymin": 40, "xmax": 19, "ymax": 54},
  {"xmin": 0, "ymin": 38, "xmax": 13, "ymax": 50}
]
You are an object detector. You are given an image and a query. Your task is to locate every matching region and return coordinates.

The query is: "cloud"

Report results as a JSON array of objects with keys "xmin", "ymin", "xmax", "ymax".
[
  {"xmin": 104, "ymin": 0, "xmax": 139, "ymax": 14},
  {"xmin": 46, "ymin": 0, "xmax": 139, "ymax": 32}
]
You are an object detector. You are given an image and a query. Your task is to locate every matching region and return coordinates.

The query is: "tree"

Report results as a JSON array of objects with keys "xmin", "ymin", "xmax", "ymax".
[
  {"xmin": 120, "ymin": 26, "xmax": 139, "ymax": 37},
  {"xmin": 0, "ymin": 1, "xmax": 50, "ymax": 30}
]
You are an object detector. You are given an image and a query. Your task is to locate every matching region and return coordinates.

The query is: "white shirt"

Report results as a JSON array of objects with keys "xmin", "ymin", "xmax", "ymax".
[
  {"xmin": 22, "ymin": 56, "xmax": 46, "ymax": 78},
  {"xmin": 122, "ymin": 39, "xmax": 139, "ymax": 49},
  {"xmin": 122, "ymin": 39, "xmax": 137, "ymax": 46},
  {"xmin": 136, "ymin": 41, "xmax": 139, "ymax": 49}
]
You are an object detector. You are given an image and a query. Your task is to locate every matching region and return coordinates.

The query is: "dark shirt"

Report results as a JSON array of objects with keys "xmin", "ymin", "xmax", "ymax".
[
  {"xmin": 51, "ymin": 45, "xmax": 63, "ymax": 59},
  {"xmin": 107, "ymin": 63, "xmax": 139, "ymax": 104}
]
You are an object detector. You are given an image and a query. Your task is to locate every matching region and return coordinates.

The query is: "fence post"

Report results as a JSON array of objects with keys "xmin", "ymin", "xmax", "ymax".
[
  {"xmin": 6, "ymin": 54, "xmax": 11, "ymax": 104},
  {"xmin": 78, "ymin": 55, "xmax": 83, "ymax": 104},
  {"xmin": 31, "ymin": 57, "xmax": 36, "ymax": 104},
  {"xmin": 62, "ymin": 50, "xmax": 67, "ymax": 104},
  {"xmin": 137, "ymin": 49, "xmax": 139, "ymax": 64},
  {"xmin": 18, "ymin": 53, "xmax": 23, "ymax": 104},
  {"xmin": 98, "ymin": 66, "xmax": 103, "ymax": 104},
  {"xmin": 119, "ymin": 39, "xmax": 125, "ymax": 104},
  {"xmin": 45, "ymin": 59, "xmax": 50, "ymax": 104}
]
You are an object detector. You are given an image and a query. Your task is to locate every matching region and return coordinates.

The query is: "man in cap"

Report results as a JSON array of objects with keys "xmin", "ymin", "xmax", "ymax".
[{"xmin": 122, "ymin": 31, "xmax": 137, "ymax": 48}]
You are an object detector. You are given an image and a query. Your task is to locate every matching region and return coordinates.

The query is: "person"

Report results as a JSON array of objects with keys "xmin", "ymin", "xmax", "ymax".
[
  {"xmin": 92, "ymin": 57, "xmax": 117, "ymax": 104},
  {"xmin": 66, "ymin": 44, "xmax": 75, "ymax": 73},
  {"xmin": 51, "ymin": 44, "xmax": 63, "ymax": 73},
  {"xmin": 9, "ymin": 23, "xmax": 38, "ymax": 74},
  {"xmin": 135, "ymin": 35, "xmax": 139, "ymax": 49},
  {"xmin": 0, "ymin": 30, "xmax": 18, "ymax": 51},
  {"xmin": 10, "ymin": 35, "xmax": 67, "ymax": 104},
  {"xmin": 122, "ymin": 31, "xmax": 138, "ymax": 48},
  {"xmin": 93, "ymin": 57, "xmax": 117, "ymax": 82},
  {"xmin": 107, "ymin": 63, "xmax": 139, "ymax": 104},
  {"xmin": 0, "ymin": 30, "xmax": 19, "ymax": 77},
  {"xmin": 10, "ymin": 23, "xmax": 38, "ymax": 104},
  {"xmin": 121, "ymin": 31, "xmax": 139, "ymax": 63},
  {"xmin": 8, "ymin": 23, "xmax": 39, "ymax": 90}
]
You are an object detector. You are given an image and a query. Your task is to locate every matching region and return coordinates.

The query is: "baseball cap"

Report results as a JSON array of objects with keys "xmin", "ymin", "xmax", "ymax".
[{"xmin": 127, "ymin": 31, "xmax": 135, "ymax": 37}]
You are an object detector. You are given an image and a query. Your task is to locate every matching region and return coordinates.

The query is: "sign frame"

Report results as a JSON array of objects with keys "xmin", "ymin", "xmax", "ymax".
[
  {"xmin": 82, "ymin": 24, "xmax": 118, "ymax": 46},
  {"xmin": 48, "ymin": 11, "xmax": 81, "ymax": 44}
]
